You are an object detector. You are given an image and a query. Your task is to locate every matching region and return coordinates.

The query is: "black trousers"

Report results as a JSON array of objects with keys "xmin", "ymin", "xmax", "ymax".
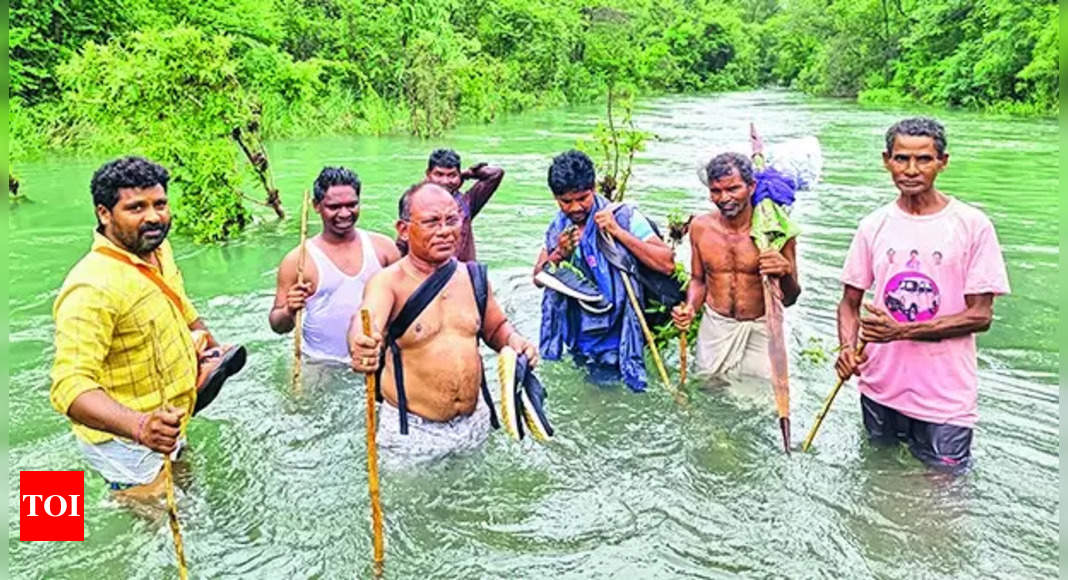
[{"xmin": 861, "ymin": 394, "xmax": 973, "ymax": 470}]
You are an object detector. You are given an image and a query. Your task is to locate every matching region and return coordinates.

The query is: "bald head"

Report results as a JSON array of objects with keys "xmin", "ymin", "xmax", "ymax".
[
  {"xmin": 398, "ymin": 182, "xmax": 456, "ymax": 221},
  {"xmin": 396, "ymin": 181, "xmax": 462, "ymax": 263}
]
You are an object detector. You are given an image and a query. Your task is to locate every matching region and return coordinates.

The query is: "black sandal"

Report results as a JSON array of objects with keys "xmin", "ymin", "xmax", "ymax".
[{"xmin": 194, "ymin": 344, "xmax": 247, "ymax": 415}]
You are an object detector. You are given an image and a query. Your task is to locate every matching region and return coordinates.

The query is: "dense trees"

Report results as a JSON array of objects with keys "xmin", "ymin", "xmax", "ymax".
[{"xmin": 9, "ymin": 0, "xmax": 1057, "ymax": 240}]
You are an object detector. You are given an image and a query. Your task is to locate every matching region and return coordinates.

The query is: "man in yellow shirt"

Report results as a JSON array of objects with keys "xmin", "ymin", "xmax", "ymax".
[{"xmin": 50, "ymin": 156, "xmax": 243, "ymax": 494}]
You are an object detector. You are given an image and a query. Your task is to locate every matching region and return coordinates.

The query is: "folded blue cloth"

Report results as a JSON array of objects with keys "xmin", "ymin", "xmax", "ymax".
[
  {"xmin": 751, "ymin": 166, "xmax": 799, "ymax": 207},
  {"xmin": 539, "ymin": 194, "xmax": 648, "ymax": 392}
]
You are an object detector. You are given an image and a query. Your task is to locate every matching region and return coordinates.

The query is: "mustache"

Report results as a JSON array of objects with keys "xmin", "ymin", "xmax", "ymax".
[{"xmin": 139, "ymin": 223, "xmax": 167, "ymax": 235}]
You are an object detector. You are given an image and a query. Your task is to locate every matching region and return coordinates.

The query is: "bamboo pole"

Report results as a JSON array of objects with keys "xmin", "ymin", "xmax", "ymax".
[
  {"xmin": 291, "ymin": 189, "xmax": 311, "ymax": 390},
  {"xmin": 618, "ymin": 269, "xmax": 680, "ymax": 402},
  {"xmin": 157, "ymin": 393, "xmax": 189, "ymax": 579},
  {"xmin": 602, "ymin": 231, "xmax": 681, "ymax": 402},
  {"xmin": 679, "ymin": 332, "xmax": 688, "ymax": 388},
  {"xmin": 359, "ymin": 309, "xmax": 386, "ymax": 570},
  {"xmin": 801, "ymin": 342, "xmax": 868, "ymax": 452}
]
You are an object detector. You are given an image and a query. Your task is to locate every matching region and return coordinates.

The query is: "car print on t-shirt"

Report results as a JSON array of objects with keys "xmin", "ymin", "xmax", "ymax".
[{"xmin": 883, "ymin": 270, "xmax": 941, "ymax": 322}]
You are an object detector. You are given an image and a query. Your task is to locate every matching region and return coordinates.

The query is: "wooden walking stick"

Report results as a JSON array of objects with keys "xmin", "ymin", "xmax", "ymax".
[
  {"xmin": 801, "ymin": 341, "xmax": 867, "ymax": 452},
  {"xmin": 618, "ymin": 267, "xmax": 680, "ymax": 402},
  {"xmin": 679, "ymin": 330, "xmax": 688, "ymax": 387},
  {"xmin": 602, "ymin": 230, "xmax": 681, "ymax": 402},
  {"xmin": 156, "ymin": 394, "xmax": 189, "ymax": 579},
  {"xmin": 359, "ymin": 309, "xmax": 386, "ymax": 569},
  {"xmin": 291, "ymin": 189, "xmax": 311, "ymax": 390},
  {"xmin": 748, "ymin": 123, "xmax": 793, "ymax": 454}
]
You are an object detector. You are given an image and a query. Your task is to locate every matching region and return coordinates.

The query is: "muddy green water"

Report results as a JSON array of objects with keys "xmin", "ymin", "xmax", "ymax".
[{"xmin": 8, "ymin": 91, "xmax": 1058, "ymax": 578}]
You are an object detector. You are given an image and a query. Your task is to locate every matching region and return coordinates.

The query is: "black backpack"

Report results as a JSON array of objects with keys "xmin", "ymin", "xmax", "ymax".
[{"xmin": 597, "ymin": 204, "xmax": 686, "ymax": 311}]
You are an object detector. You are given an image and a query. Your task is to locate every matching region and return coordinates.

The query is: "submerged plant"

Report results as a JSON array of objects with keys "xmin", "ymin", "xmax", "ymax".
[
  {"xmin": 798, "ymin": 336, "xmax": 838, "ymax": 366},
  {"xmin": 9, "ymin": 173, "xmax": 27, "ymax": 203},
  {"xmin": 578, "ymin": 84, "xmax": 652, "ymax": 202},
  {"xmin": 666, "ymin": 208, "xmax": 694, "ymax": 248}
]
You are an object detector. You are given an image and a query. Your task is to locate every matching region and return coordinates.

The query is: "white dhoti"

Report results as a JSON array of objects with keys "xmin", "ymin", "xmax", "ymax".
[{"xmin": 695, "ymin": 306, "xmax": 772, "ymax": 380}]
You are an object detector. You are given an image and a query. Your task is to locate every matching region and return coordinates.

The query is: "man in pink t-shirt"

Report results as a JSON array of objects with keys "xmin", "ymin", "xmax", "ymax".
[{"xmin": 836, "ymin": 117, "xmax": 1010, "ymax": 470}]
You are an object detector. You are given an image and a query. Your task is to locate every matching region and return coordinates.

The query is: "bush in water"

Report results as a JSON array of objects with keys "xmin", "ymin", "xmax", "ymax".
[{"xmin": 56, "ymin": 27, "xmax": 253, "ymax": 242}]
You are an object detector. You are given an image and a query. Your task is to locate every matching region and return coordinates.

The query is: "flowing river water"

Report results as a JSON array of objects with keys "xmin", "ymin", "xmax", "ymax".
[{"xmin": 8, "ymin": 91, "xmax": 1059, "ymax": 578}]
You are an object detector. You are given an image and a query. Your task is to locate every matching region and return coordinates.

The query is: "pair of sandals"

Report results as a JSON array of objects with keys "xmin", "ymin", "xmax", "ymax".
[
  {"xmin": 534, "ymin": 262, "xmax": 612, "ymax": 314},
  {"xmin": 194, "ymin": 344, "xmax": 247, "ymax": 415},
  {"xmin": 497, "ymin": 347, "xmax": 554, "ymax": 442}
]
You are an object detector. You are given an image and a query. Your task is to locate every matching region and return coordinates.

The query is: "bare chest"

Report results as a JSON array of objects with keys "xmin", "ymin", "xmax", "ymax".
[
  {"xmin": 699, "ymin": 230, "xmax": 760, "ymax": 276},
  {"xmin": 394, "ymin": 275, "xmax": 481, "ymax": 349}
]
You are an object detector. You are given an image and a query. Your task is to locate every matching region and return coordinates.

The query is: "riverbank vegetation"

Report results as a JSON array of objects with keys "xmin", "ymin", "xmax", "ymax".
[{"xmin": 10, "ymin": 0, "xmax": 1057, "ymax": 239}]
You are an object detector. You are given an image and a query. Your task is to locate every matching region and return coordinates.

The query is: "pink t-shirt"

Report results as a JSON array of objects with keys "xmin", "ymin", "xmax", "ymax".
[{"xmin": 840, "ymin": 197, "xmax": 1010, "ymax": 427}]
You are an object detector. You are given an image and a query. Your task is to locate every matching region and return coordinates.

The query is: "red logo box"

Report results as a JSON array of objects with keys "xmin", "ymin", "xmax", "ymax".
[{"xmin": 20, "ymin": 471, "xmax": 85, "ymax": 541}]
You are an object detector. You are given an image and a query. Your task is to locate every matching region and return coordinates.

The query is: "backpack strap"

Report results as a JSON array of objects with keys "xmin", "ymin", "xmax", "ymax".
[
  {"xmin": 466, "ymin": 262, "xmax": 500, "ymax": 430},
  {"xmin": 467, "ymin": 261, "xmax": 488, "ymax": 321},
  {"xmin": 381, "ymin": 259, "xmax": 458, "ymax": 434},
  {"xmin": 94, "ymin": 247, "xmax": 187, "ymax": 318}
]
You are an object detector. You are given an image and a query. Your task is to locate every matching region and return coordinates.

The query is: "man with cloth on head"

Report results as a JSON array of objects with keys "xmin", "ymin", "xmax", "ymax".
[
  {"xmin": 50, "ymin": 156, "xmax": 244, "ymax": 496},
  {"xmin": 349, "ymin": 182, "xmax": 538, "ymax": 463},
  {"xmin": 269, "ymin": 166, "xmax": 400, "ymax": 364},
  {"xmin": 670, "ymin": 149, "xmax": 802, "ymax": 381},
  {"xmin": 411, "ymin": 148, "xmax": 504, "ymax": 262},
  {"xmin": 533, "ymin": 149, "xmax": 676, "ymax": 391},
  {"xmin": 835, "ymin": 117, "xmax": 1009, "ymax": 470}
]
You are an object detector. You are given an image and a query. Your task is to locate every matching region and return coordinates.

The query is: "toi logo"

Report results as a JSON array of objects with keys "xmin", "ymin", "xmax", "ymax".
[{"xmin": 20, "ymin": 471, "xmax": 85, "ymax": 541}]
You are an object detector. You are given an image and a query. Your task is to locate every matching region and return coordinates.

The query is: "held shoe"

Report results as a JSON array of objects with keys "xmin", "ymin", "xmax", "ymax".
[
  {"xmin": 535, "ymin": 262, "xmax": 612, "ymax": 314},
  {"xmin": 517, "ymin": 353, "xmax": 553, "ymax": 441},
  {"xmin": 498, "ymin": 346, "xmax": 523, "ymax": 440}
]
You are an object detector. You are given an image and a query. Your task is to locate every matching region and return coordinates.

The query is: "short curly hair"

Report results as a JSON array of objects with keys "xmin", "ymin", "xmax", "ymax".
[
  {"xmin": 705, "ymin": 152, "xmax": 754, "ymax": 186},
  {"xmin": 313, "ymin": 166, "xmax": 361, "ymax": 203},
  {"xmin": 885, "ymin": 117, "xmax": 947, "ymax": 156},
  {"xmin": 90, "ymin": 156, "xmax": 170, "ymax": 213},
  {"xmin": 548, "ymin": 149, "xmax": 596, "ymax": 196},
  {"xmin": 427, "ymin": 148, "xmax": 461, "ymax": 171}
]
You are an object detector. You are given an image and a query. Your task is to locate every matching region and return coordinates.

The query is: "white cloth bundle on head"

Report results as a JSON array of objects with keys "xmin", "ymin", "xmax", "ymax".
[{"xmin": 696, "ymin": 136, "xmax": 824, "ymax": 190}]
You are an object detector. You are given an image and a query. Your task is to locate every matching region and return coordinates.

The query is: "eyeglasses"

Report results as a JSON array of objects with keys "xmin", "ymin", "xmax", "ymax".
[{"xmin": 407, "ymin": 215, "xmax": 461, "ymax": 230}]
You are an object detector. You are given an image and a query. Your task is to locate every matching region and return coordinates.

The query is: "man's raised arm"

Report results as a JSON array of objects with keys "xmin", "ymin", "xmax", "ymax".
[{"xmin": 463, "ymin": 163, "xmax": 504, "ymax": 217}]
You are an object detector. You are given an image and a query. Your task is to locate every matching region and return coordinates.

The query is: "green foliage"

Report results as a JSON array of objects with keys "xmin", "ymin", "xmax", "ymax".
[
  {"xmin": 404, "ymin": 29, "xmax": 466, "ymax": 138},
  {"xmin": 55, "ymin": 27, "xmax": 254, "ymax": 242},
  {"xmin": 577, "ymin": 86, "xmax": 652, "ymax": 202},
  {"xmin": 649, "ymin": 261, "xmax": 696, "ymax": 351},
  {"xmin": 798, "ymin": 336, "xmax": 836, "ymax": 367},
  {"xmin": 666, "ymin": 207, "xmax": 693, "ymax": 248},
  {"xmin": 9, "ymin": 0, "xmax": 146, "ymax": 101},
  {"xmin": 760, "ymin": 0, "xmax": 1059, "ymax": 114},
  {"xmin": 9, "ymin": 0, "xmax": 1058, "ymax": 241}
]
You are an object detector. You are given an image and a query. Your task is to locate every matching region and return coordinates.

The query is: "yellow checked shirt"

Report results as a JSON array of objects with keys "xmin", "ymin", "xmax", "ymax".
[{"xmin": 50, "ymin": 232, "xmax": 199, "ymax": 444}]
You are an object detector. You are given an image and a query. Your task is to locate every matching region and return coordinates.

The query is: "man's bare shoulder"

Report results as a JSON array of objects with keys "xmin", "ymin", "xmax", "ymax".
[
  {"xmin": 278, "ymin": 244, "xmax": 303, "ymax": 267},
  {"xmin": 366, "ymin": 231, "xmax": 401, "ymax": 264},
  {"xmin": 690, "ymin": 213, "xmax": 720, "ymax": 235},
  {"xmin": 369, "ymin": 260, "xmax": 404, "ymax": 284}
]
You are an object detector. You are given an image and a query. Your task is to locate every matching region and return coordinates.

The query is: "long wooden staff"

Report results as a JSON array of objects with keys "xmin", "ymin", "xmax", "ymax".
[
  {"xmin": 291, "ymin": 189, "xmax": 311, "ymax": 390},
  {"xmin": 157, "ymin": 394, "xmax": 189, "ymax": 579},
  {"xmin": 747, "ymin": 124, "xmax": 791, "ymax": 453},
  {"xmin": 359, "ymin": 309, "xmax": 386, "ymax": 569},
  {"xmin": 679, "ymin": 331, "xmax": 688, "ymax": 387},
  {"xmin": 617, "ymin": 265, "xmax": 680, "ymax": 402},
  {"xmin": 603, "ymin": 231, "xmax": 680, "ymax": 402},
  {"xmin": 761, "ymin": 273, "xmax": 791, "ymax": 454},
  {"xmin": 801, "ymin": 341, "xmax": 867, "ymax": 452}
]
